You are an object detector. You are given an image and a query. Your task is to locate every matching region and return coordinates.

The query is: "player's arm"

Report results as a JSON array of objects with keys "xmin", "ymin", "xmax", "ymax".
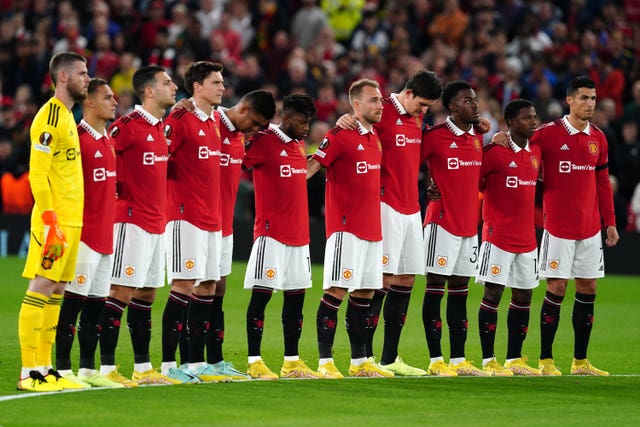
[
  {"xmin": 335, "ymin": 113, "xmax": 357, "ymax": 130},
  {"xmin": 306, "ymin": 158, "xmax": 323, "ymax": 179},
  {"xmin": 595, "ymin": 140, "xmax": 618, "ymax": 246}
]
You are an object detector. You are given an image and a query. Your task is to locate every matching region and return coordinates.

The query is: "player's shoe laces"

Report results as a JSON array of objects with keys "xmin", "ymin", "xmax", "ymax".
[
  {"xmin": 247, "ymin": 360, "xmax": 279, "ymax": 380},
  {"xmin": 79, "ymin": 371, "xmax": 126, "ymax": 388},
  {"xmin": 17, "ymin": 370, "xmax": 62, "ymax": 392},
  {"xmin": 132, "ymin": 369, "xmax": 182, "ymax": 385},
  {"xmin": 186, "ymin": 364, "xmax": 233, "ymax": 383},
  {"xmin": 482, "ymin": 359, "xmax": 514, "ymax": 377},
  {"xmin": 317, "ymin": 361, "xmax": 344, "ymax": 379},
  {"xmin": 427, "ymin": 360, "xmax": 458, "ymax": 377},
  {"xmin": 208, "ymin": 361, "xmax": 251, "ymax": 380},
  {"xmin": 380, "ymin": 356, "xmax": 427, "ymax": 376},
  {"xmin": 449, "ymin": 360, "xmax": 487, "ymax": 376},
  {"xmin": 349, "ymin": 360, "xmax": 395, "ymax": 378},
  {"xmin": 104, "ymin": 369, "xmax": 139, "ymax": 387},
  {"xmin": 166, "ymin": 367, "xmax": 200, "ymax": 384},
  {"xmin": 280, "ymin": 360, "xmax": 322, "ymax": 379},
  {"xmin": 570, "ymin": 358, "xmax": 609, "ymax": 376},
  {"xmin": 538, "ymin": 358, "xmax": 562, "ymax": 376},
  {"xmin": 504, "ymin": 357, "xmax": 541, "ymax": 376},
  {"xmin": 45, "ymin": 369, "xmax": 90, "ymax": 389}
]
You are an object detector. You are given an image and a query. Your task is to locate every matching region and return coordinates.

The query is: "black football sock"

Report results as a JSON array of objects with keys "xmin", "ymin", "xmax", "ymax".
[
  {"xmin": 540, "ymin": 291, "xmax": 563, "ymax": 360},
  {"xmin": 282, "ymin": 290, "xmax": 305, "ymax": 357},
  {"xmin": 55, "ymin": 292, "xmax": 86, "ymax": 371},
  {"xmin": 366, "ymin": 289, "xmax": 387, "ymax": 358},
  {"xmin": 246, "ymin": 287, "xmax": 273, "ymax": 357},
  {"xmin": 447, "ymin": 285, "xmax": 469, "ymax": 359},
  {"xmin": 161, "ymin": 290, "xmax": 190, "ymax": 363},
  {"xmin": 127, "ymin": 298, "xmax": 152, "ymax": 365},
  {"xmin": 346, "ymin": 296, "xmax": 371, "ymax": 360},
  {"xmin": 478, "ymin": 297, "xmax": 499, "ymax": 360},
  {"xmin": 572, "ymin": 292, "xmax": 596, "ymax": 360},
  {"xmin": 381, "ymin": 286, "xmax": 411, "ymax": 364},
  {"xmin": 99, "ymin": 297, "xmax": 127, "ymax": 366},
  {"xmin": 188, "ymin": 294, "xmax": 213, "ymax": 364},
  {"xmin": 78, "ymin": 296, "xmax": 106, "ymax": 370},
  {"xmin": 423, "ymin": 283, "xmax": 445, "ymax": 358},
  {"xmin": 206, "ymin": 295, "xmax": 224, "ymax": 364},
  {"xmin": 506, "ymin": 300, "xmax": 530, "ymax": 360},
  {"xmin": 317, "ymin": 293, "xmax": 342, "ymax": 359}
]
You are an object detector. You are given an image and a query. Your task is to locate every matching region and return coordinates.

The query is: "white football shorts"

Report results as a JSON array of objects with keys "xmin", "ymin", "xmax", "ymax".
[
  {"xmin": 244, "ymin": 236, "xmax": 312, "ymax": 291},
  {"xmin": 381, "ymin": 202, "xmax": 424, "ymax": 275},
  {"xmin": 475, "ymin": 241, "xmax": 539, "ymax": 289},
  {"xmin": 424, "ymin": 223, "xmax": 478, "ymax": 277}
]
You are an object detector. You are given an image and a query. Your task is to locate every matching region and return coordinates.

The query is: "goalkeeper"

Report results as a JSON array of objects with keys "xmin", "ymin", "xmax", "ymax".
[{"xmin": 18, "ymin": 52, "xmax": 89, "ymax": 392}]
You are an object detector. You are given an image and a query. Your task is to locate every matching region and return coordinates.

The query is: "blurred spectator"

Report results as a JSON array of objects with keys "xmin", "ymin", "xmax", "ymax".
[
  {"xmin": 304, "ymin": 120, "xmax": 329, "ymax": 221},
  {"xmin": 628, "ymin": 180, "xmax": 640, "ymax": 232},
  {"xmin": 349, "ymin": 6, "xmax": 389, "ymax": 61},
  {"xmin": 532, "ymin": 79, "xmax": 563, "ymax": 124},
  {"xmin": 167, "ymin": 3, "xmax": 189, "ymax": 46},
  {"xmin": 83, "ymin": 1, "xmax": 122, "ymax": 45},
  {"xmin": 609, "ymin": 175, "xmax": 629, "ymax": 232},
  {"xmin": 236, "ymin": 53, "xmax": 265, "ymax": 95},
  {"xmin": 321, "ymin": 0, "xmax": 365, "ymax": 44},
  {"xmin": 211, "ymin": 9, "xmax": 243, "ymax": 66},
  {"xmin": 196, "ymin": 0, "xmax": 223, "ymax": 39},
  {"xmin": 228, "ymin": 0, "xmax": 255, "ymax": 51},
  {"xmin": 614, "ymin": 119, "xmax": 640, "ymax": 202},
  {"xmin": 140, "ymin": 1, "xmax": 170, "ymax": 53},
  {"xmin": 52, "ymin": 15, "xmax": 88, "ymax": 55},
  {"xmin": 314, "ymin": 83, "xmax": 338, "ymax": 123},
  {"xmin": 291, "ymin": 0, "xmax": 329, "ymax": 50},
  {"xmin": 110, "ymin": 52, "xmax": 139, "ymax": 96},
  {"xmin": 428, "ymin": 0, "xmax": 469, "ymax": 51},
  {"xmin": 277, "ymin": 55, "xmax": 318, "ymax": 97},
  {"xmin": 624, "ymin": 80, "xmax": 640, "ymax": 127},
  {"xmin": 88, "ymin": 32, "xmax": 120, "ymax": 80}
]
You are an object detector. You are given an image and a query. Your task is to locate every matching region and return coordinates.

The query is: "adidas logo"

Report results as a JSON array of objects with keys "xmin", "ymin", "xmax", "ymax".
[
  {"xmin": 396, "ymin": 119, "xmax": 403, "ymax": 125},
  {"xmin": 95, "ymin": 150, "xmax": 103, "ymax": 158},
  {"xmin": 560, "ymin": 144, "xmax": 569, "ymax": 151},
  {"xmin": 449, "ymin": 142, "xmax": 458, "ymax": 149},
  {"xmin": 146, "ymin": 134, "xmax": 154, "ymax": 142},
  {"xmin": 509, "ymin": 161, "xmax": 517, "ymax": 168},
  {"xmin": 198, "ymin": 129, "xmax": 205, "ymax": 136},
  {"xmin": 280, "ymin": 149, "xmax": 288, "ymax": 157},
  {"xmin": 357, "ymin": 144, "xmax": 365, "ymax": 151},
  {"xmin": 223, "ymin": 137, "xmax": 231, "ymax": 145}
]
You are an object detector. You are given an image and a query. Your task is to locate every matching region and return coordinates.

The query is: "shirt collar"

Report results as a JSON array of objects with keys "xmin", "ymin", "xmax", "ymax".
[
  {"xmin": 389, "ymin": 93, "xmax": 408, "ymax": 115},
  {"xmin": 356, "ymin": 120, "xmax": 374, "ymax": 135},
  {"xmin": 191, "ymin": 98, "xmax": 216, "ymax": 122},
  {"xmin": 445, "ymin": 116, "xmax": 475, "ymax": 136},
  {"xmin": 217, "ymin": 107, "xmax": 237, "ymax": 132},
  {"xmin": 135, "ymin": 104, "xmax": 161, "ymax": 125},
  {"xmin": 562, "ymin": 115, "xmax": 591, "ymax": 135},
  {"xmin": 508, "ymin": 134, "xmax": 531, "ymax": 153},
  {"xmin": 79, "ymin": 119, "xmax": 106, "ymax": 140},
  {"xmin": 270, "ymin": 123, "xmax": 293, "ymax": 143}
]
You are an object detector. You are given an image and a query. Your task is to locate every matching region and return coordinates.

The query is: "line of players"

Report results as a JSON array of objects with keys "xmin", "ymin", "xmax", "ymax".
[{"xmin": 17, "ymin": 52, "xmax": 618, "ymax": 391}]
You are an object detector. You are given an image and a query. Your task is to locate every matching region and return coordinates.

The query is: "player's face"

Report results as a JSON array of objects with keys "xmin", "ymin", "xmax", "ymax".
[
  {"xmin": 509, "ymin": 106, "xmax": 538, "ymax": 139},
  {"xmin": 357, "ymin": 85, "xmax": 383, "ymax": 125},
  {"xmin": 283, "ymin": 112, "xmax": 312, "ymax": 140},
  {"xmin": 92, "ymin": 84, "xmax": 118, "ymax": 121},
  {"xmin": 451, "ymin": 89, "xmax": 480, "ymax": 125},
  {"xmin": 404, "ymin": 93, "xmax": 436, "ymax": 117},
  {"xmin": 67, "ymin": 61, "xmax": 90, "ymax": 103},
  {"xmin": 154, "ymin": 71, "xmax": 177, "ymax": 109},
  {"xmin": 567, "ymin": 87, "xmax": 596, "ymax": 120},
  {"xmin": 199, "ymin": 71, "xmax": 225, "ymax": 107},
  {"xmin": 234, "ymin": 108, "xmax": 268, "ymax": 133}
]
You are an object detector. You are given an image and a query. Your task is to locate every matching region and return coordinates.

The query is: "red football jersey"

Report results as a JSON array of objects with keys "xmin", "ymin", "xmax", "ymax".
[
  {"xmin": 532, "ymin": 116, "xmax": 615, "ymax": 239},
  {"xmin": 421, "ymin": 117, "xmax": 483, "ymax": 237},
  {"xmin": 376, "ymin": 94, "xmax": 423, "ymax": 214},
  {"xmin": 312, "ymin": 122, "xmax": 382, "ymax": 241},
  {"xmin": 480, "ymin": 140, "xmax": 541, "ymax": 253},
  {"xmin": 109, "ymin": 105, "xmax": 168, "ymax": 234},
  {"xmin": 218, "ymin": 108, "xmax": 246, "ymax": 237},
  {"xmin": 244, "ymin": 124, "xmax": 309, "ymax": 245},
  {"xmin": 78, "ymin": 120, "xmax": 116, "ymax": 254},
  {"xmin": 165, "ymin": 106, "xmax": 221, "ymax": 231}
]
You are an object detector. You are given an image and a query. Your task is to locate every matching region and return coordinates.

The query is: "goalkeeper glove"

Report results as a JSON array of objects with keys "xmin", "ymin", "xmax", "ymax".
[{"xmin": 41, "ymin": 210, "xmax": 67, "ymax": 261}]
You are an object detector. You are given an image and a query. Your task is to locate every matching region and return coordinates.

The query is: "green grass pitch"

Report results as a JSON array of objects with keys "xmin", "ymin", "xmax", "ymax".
[{"xmin": 0, "ymin": 256, "xmax": 639, "ymax": 426}]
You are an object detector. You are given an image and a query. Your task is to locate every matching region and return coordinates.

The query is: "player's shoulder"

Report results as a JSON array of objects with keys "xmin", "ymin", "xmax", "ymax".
[
  {"xmin": 247, "ymin": 127, "xmax": 272, "ymax": 145},
  {"xmin": 537, "ymin": 119, "xmax": 562, "ymax": 132},
  {"xmin": 482, "ymin": 142, "xmax": 502, "ymax": 154},
  {"xmin": 77, "ymin": 124, "xmax": 88, "ymax": 137},
  {"xmin": 167, "ymin": 108, "xmax": 189, "ymax": 121},
  {"xmin": 589, "ymin": 122, "xmax": 606, "ymax": 137},
  {"xmin": 422, "ymin": 122, "xmax": 447, "ymax": 137}
]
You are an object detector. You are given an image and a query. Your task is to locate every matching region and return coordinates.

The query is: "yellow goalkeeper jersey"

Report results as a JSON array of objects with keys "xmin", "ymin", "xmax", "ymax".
[{"xmin": 28, "ymin": 96, "xmax": 83, "ymax": 228}]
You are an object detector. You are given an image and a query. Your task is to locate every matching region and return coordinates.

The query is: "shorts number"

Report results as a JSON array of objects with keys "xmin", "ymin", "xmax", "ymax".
[{"xmin": 470, "ymin": 245, "xmax": 478, "ymax": 264}]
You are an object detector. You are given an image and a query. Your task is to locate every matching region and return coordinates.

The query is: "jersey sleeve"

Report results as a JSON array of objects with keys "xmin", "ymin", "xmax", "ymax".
[
  {"xmin": 164, "ymin": 113, "xmax": 185, "ymax": 155},
  {"xmin": 479, "ymin": 144, "xmax": 497, "ymax": 192},
  {"xmin": 242, "ymin": 134, "xmax": 265, "ymax": 170},
  {"xmin": 28, "ymin": 107, "xmax": 61, "ymax": 213},
  {"xmin": 109, "ymin": 120, "xmax": 132, "ymax": 152},
  {"xmin": 596, "ymin": 135, "xmax": 616, "ymax": 227},
  {"xmin": 312, "ymin": 131, "xmax": 340, "ymax": 168}
]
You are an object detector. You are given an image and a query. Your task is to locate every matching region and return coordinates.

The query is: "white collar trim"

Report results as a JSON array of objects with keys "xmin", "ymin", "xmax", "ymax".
[
  {"xmin": 79, "ymin": 119, "xmax": 106, "ymax": 140},
  {"xmin": 135, "ymin": 105, "xmax": 161, "ymax": 125},
  {"xmin": 562, "ymin": 115, "xmax": 591, "ymax": 135},
  {"xmin": 445, "ymin": 116, "xmax": 475, "ymax": 136}
]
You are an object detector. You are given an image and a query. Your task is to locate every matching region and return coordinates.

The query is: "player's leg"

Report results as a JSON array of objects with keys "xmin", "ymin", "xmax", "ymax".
[
  {"xmin": 366, "ymin": 287, "xmax": 387, "ymax": 359},
  {"xmin": 206, "ymin": 234, "xmax": 233, "ymax": 369}
]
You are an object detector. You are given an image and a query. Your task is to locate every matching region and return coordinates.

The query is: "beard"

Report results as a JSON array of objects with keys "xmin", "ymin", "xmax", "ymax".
[{"xmin": 68, "ymin": 83, "xmax": 87, "ymax": 103}]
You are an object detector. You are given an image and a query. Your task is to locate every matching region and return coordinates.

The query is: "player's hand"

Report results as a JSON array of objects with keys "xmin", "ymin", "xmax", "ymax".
[
  {"xmin": 426, "ymin": 180, "xmax": 441, "ymax": 201},
  {"xmin": 605, "ymin": 225, "xmax": 620, "ymax": 247},
  {"xmin": 41, "ymin": 210, "xmax": 67, "ymax": 260},
  {"xmin": 475, "ymin": 117, "xmax": 492, "ymax": 134},
  {"xmin": 491, "ymin": 131, "xmax": 510, "ymax": 147},
  {"xmin": 336, "ymin": 113, "xmax": 357, "ymax": 130},
  {"xmin": 170, "ymin": 98, "xmax": 195, "ymax": 112}
]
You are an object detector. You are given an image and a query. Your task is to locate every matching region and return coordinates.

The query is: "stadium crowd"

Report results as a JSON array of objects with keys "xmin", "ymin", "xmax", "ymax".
[{"xmin": 1, "ymin": 0, "xmax": 640, "ymax": 229}]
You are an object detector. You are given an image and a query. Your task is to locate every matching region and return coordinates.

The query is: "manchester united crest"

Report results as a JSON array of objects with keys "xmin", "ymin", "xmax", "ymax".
[
  {"xmin": 531, "ymin": 156, "xmax": 539, "ymax": 169},
  {"xmin": 265, "ymin": 268, "xmax": 276, "ymax": 280},
  {"xmin": 490, "ymin": 265, "xmax": 501, "ymax": 276},
  {"xmin": 382, "ymin": 255, "xmax": 389, "ymax": 266},
  {"xmin": 185, "ymin": 259, "xmax": 195, "ymax": 271},
  {"xmin": 549, "ymin": 260, "xmax": 559, "ymax": 271},
  {"xmin": 437, "ymin": 256, "xmax": 448, "ymax": 268},
  {"xmin": 125, "ymin": 266, "xmax": 136, "ymax": 277},
  {"xmin": 588, "ymin": 141, "xmax": 598, "ymax": 155},
  {"xmin": 41, "ymin": 257, "xmax": 53, "ymax": 270},
  {"xmin": 76, "ymin": 274, "xmax": 87, "ymax": 285},
  {"xmin": 473, "ymin": 138, "xmax": 481, "ymax": 150},
  {"xmin": 342, "ymin": 268, "xmax": 353, "ymax": 281}
]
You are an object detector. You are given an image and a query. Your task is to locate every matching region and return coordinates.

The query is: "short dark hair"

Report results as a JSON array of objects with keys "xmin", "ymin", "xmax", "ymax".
[
  {"xmin": 504, "ymin": 99, "xmax": 534, "ymax": 124},
  {"xmin": 240, "ymin": 90, "xmax": 276, "ymax": 120},
  {"xmin": 405, "ymin": 70, "xmax": 442, "ymax": 101},
  {"xmin": 184, "ymin": 61, "xmax": 223, "ymax": 96},
  {"xmin": 87, "ymin": 77, "xmax": 109, "ymax": 96},
  {"xmin": 567, "ymin": 75, "xmax": 595, "ymax": 96},
  {"xmin": 282, "ymin": 94, "xmax": 317, "ymax": 120},
  {"xmin": 441, "ymin": 80, "xmax": 472, "ymax": 112},
  {"xmin": 349, "ymin": 79, "xmax": 379, "ymax": 104},
  {"xmin": 132, "ymin": 65, "xmax": 166, "ymax": 100},
  {"xmin": 49, "ymin": 51, "xmax": 86, "ymax": 85}
]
